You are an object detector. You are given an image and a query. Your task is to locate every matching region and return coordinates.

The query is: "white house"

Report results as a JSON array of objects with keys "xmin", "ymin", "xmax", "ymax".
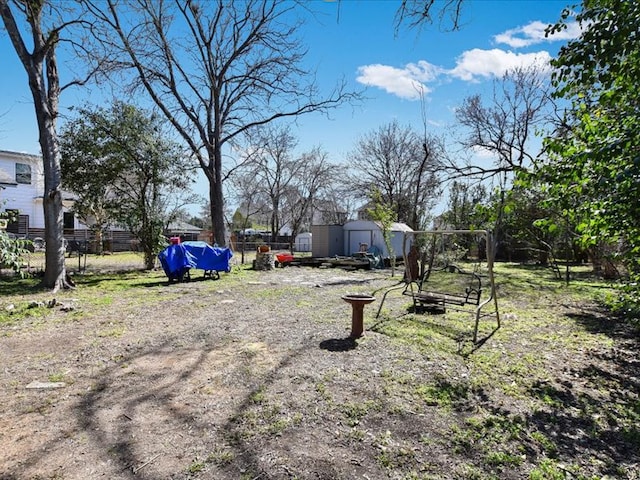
[{"xmin": 0, "ymin": 149, "xmax": 85, "ymax": 239}]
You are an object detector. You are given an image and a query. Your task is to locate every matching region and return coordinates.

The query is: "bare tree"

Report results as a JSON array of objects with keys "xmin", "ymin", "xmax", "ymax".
[
  {"xmin": 229, "ymin": 171, "xmax": 270, "ymax": 264},
  {"xmin": 447, "ymin": 64, "xmax": 554, "ymax": 259},
  {"xmin": 0, "ymin": 0, "xmax": 88, "ymax": 290},
  {"xmin": 280, "ymin": 146, "xmax": 338, "ymax": 251},
  {"xmin": 243, "ymin": 125, "xmax": 301, "ymax": 242},
  {"xmin": 313, "ymin": 184, "xmax": 352, "ymax": 225},
  {"xmin": 347, "ymin": 120, "xmax": 442, "ymax": 230},
  {"xmin": 451, "ymin": 64, "xmax": 553, "ymax": 184},
  {"xmin": 395, "ymin": 0, "xmax": 465, "ymax": 32},
  {"xmin": 84, "ymin": 0, "xmax": 358, "ymax": 246}
]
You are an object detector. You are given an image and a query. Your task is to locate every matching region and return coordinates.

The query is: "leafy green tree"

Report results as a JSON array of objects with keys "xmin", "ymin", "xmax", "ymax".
[
  {"xmin": 60, "ymin": 112, "xmax": 117, "ymax": 255},
  {"xmin": 542, "ymin": 0, "xmax": 640, "ymax": 278},
  {"xmin": 367, "ymin": 188, "xmax": 398, "ymax": 275},
  {"xmin": 500, "ymin": 185, "xmax": 568, "ymax": 265},
  {"xmin": 188, "ymin": 216, "xmax": 205, "ymax": 230},
  {"xmin": 60, "ymin": 102, "xmax": 193, "ymax": 269},
  {"xmin": 441, "ymin": 181, "xmax": 488, "ymax": 230},
  {"xmin": 438, "ymin": 181, "xmax": 490, "ymax": 256},
  {"xmin": 0, "ymin": 210, "xmax": 30, "ymax": 276},
  {"xmin": 230, "ymin": 210, "xmax": 246, "ymax": 233}
]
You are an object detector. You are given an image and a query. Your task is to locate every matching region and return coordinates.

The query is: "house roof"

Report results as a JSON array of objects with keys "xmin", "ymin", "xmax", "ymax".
[
  {"xmin": 167, "ymin": 220, "xmax": 203, "ymax": 233},
  {"xmin": 343, "ymin": 219, "xmax": 414, "ymax": 232},
  {"xmin": 0, "ymin": 149, "xmax": 41, "ymax": 162}
]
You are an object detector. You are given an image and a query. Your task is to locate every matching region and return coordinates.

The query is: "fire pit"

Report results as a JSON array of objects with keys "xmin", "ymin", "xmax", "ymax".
[{"xmin": 341, "ymin": 294, "xmax": 376, "ymax": 338}]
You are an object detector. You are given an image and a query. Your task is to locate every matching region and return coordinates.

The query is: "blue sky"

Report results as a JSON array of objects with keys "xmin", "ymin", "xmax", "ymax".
[
  {"xmin": 0, "ymin": 0, "xmax": 579, "ymax": 214},
  {"xmin": 294, "ymin": 0, "xmax": 578, "ymax": 161}
]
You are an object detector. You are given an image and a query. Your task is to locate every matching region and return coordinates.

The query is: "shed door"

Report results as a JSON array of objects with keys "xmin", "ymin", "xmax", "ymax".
[{"xmin": 346, "ymin": 230, "xmax": 372, "ymax": 255}]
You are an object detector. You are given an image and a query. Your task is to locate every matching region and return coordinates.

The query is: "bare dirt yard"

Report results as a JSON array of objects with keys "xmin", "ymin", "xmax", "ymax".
[{"xmin": 1, "ymin": 259, "xmax": 639, "ymax": 479}]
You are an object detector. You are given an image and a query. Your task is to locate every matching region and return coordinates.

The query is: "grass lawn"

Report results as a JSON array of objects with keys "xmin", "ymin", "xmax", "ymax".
[{"xmin": 0, "ymin": 259, "xmax": 638, "ymax": 479}]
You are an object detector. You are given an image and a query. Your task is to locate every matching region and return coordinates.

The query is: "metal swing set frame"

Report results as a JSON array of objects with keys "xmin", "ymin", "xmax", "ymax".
[{"xmin": 376, "ymin": 229, "xmax": 500, "ymax": 343}]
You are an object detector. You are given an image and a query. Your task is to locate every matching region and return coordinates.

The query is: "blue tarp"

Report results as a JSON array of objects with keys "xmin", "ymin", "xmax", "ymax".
[{"xmin": 158, "ymin": 241, "xmax": 233, "ymax": 281}]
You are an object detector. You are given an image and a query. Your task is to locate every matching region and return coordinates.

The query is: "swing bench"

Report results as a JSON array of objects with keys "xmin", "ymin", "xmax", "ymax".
[
  {"xmin": 406, "ymin": 263, "xmax": 482, "ymax": 309},
  {"xmin": 376, "ymin": 229, "xmax": 500, "ymax": 343}
]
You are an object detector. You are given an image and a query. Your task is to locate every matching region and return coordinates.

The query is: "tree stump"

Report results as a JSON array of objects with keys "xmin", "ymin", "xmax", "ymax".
[{"xmin": 254, "ymin": 252, "xmax": 275, "ymax": 270}]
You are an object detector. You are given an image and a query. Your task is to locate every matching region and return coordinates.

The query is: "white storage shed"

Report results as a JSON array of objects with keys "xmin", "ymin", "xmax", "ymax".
[
  {"xmin": 342, "ymin": 220, "xmax": 413, "ymax": 259},
  {"xmin": 294, "ymin": 232, "xmax": 312, "ymax": 252}
]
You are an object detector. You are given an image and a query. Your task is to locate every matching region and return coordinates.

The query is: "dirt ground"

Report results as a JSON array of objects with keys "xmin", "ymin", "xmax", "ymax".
[{"xmin": 0, "ymin": 264, "xmax": 638, "ymax": 479}]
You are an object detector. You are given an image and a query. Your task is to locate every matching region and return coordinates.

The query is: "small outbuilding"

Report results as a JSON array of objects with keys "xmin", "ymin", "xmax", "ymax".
[
  {"xmin": 166, "ymin": 221, "xmax": 203, "ymax": 242},
  {"xmin": 294, "ymin": 232, "xmax": 312, "ymax": 252},
  {"xmin": 311, "ymin": 225, "xmax": 343, "ymax": 257},
  {"xmin": 342, "ymin": 220, "xmax": 413, "ymax": 259},
  {"xmin": 312, "ymin": 221, "xmax": 413, "ymax": 259}
]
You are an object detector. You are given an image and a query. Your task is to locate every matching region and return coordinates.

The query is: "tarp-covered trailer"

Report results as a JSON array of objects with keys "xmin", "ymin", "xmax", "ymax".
[{"xmin": 158, "ymin": 241, "xmax": 233, "ymax": 282}]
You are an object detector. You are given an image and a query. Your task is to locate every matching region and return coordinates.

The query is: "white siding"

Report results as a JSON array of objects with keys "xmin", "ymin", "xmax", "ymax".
[{"xmin": 0, "ymin": 151, "xmax": 44, "ymax": 229}]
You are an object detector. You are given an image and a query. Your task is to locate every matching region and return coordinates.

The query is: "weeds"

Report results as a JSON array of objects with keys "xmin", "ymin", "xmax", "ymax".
[
  {"xmin": 341, "ymin": 400, "xmax": 381, "ymax": 427},
  {"xmin": 2, "ymin": 261, "xmax": 637, "ymax": 479}
]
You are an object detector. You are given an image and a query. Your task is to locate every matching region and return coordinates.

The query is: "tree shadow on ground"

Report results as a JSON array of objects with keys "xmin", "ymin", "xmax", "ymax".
[
  {"xmin": 314, "ymin": 276, "xmax": 380, "ymax": 288},
  {"xmin": 522, "ymin": 372, "xmax": 640, "ymax": 476},
  {"xmin": 70, "ymin": 270, "xmax": 151, "ymax": 288},
  {"xmin": 435, "ymin": 359, "xmax": 639, "ymax": 478},
  {"xmin": 370, "ymin": 307, "xmax": 499, "ymax": 356},
  {"xmin": 567, "ymin": 306, "xmax": 639, "ymax": 339},
  {"xmin": 74, "ymin": 341, "xmax": 211, "ymax": 477},
  {"xmin": 519, "ymin": 308, "xmax": 640, "ymax": 476},
  {"xmin": 368, "ymin": 313, "xmax": 468, "ymax": 345},
  {"xmin": 64, "ymin": 327, "xmax": 321, "ymax": 479},
  {"xmin": 133, "ymin": 275, "xmax": 223, "ymax": 288},
  {"xmin": 0, "ymin": 274, "xmax": 47, "ymax": 296},
  {"xmin": 319, "ymin": 337, "xmax": 357, "ymax": 352}
]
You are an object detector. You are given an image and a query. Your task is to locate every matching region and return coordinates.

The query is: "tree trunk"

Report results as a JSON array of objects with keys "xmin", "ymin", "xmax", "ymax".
[
  {"xmin": 39, "ymin": 126, "xmax": 69, "ymax": 291},
  {"xmin": 94, "ymin": 229, "xmax": 104, "ymax": 255},
  {"xmin": 144, "ymin": 250, "xmax": 155, "ymax": 270},
  {"xmin": 32, "ymin": 71, "xmax": 70, "ymax": 291},
  {"xmin": 210, "ymin": 148, "xmax": 226, "ymax": 247},
  {"xmin": 1, "ymin": 0, "xmax": 71, "ymax": 292}
]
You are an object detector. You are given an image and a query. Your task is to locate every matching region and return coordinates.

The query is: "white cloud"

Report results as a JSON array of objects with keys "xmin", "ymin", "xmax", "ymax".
[
  {"xmin": 448, "ymin": 48, "xmax": 551, "ymax": 81},
  {"xmin": 547, "ymin": 21, "xmax": 583, "ymax": 42},
  {"xmin": 494, "ymin": 20, "xmax": 582, "ymax": 48},
  {"xmin": 471, "ymin": 145, "xmax": 497, "ymax": 159},
  {"xmin": 356, "ymin": 61, "xmax": 441, "ymax": 100},
  {"xmin": 355, "ymin": 19, "xmax": 569, "ymax": 100}
]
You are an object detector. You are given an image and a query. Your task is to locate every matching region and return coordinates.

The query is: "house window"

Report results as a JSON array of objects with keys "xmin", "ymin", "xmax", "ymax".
[
  {"xmin": 5, "ymin": 211, "xmax": 29, "ymax": 236},
  {"xmin": 15, "ymin": 163, "xmax": 31, "ymax": 184},
  {"xmin": 63, "ymin": 212, "xmax": 75, "ymax": 231}
]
